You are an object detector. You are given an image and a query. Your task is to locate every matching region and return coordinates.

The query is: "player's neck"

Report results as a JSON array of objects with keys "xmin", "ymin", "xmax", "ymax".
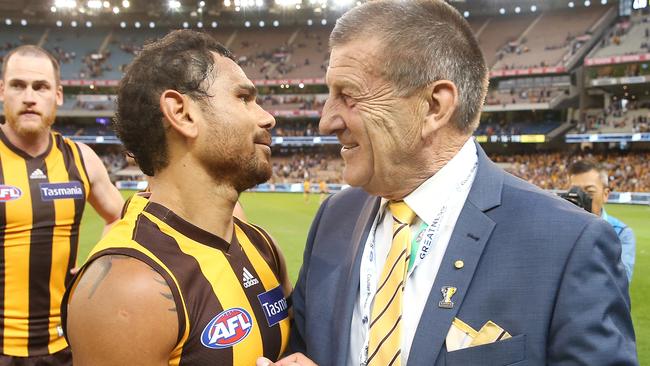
[
  {"xmin": 0, "ymin": 123, "xmax": 51, "ymax": 157},
  {"xmin": 148, "ymin": 167, "xmax": 238, "ymax": 242}
]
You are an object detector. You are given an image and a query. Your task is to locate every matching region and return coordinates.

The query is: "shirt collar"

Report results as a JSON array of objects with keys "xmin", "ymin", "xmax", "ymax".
[
  {"xmin": 601, "ymin": 208, "xmax": 608, "ymax": 221},
  {"xmin": 379, "ymin": 137, "xmax": 477, "ymax": 225}
]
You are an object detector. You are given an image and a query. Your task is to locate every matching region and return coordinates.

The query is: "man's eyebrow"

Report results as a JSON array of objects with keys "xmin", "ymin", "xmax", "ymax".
[{"xmin": 237, "ymin": 83, "xmax": 258, "ymax": 96}]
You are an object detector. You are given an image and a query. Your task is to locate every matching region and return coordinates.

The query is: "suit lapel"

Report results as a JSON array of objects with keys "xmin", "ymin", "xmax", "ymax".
[
  {"xmin": 334, "ymin": 195, "xmax": 381, "ymax": 364},
  {"xmin": 406, "ymin": 202, "xmax": 495, "ymax": 365},
  {"xmin": 407, "ymin": 141, "xmax": 504, "ymax": 365}
]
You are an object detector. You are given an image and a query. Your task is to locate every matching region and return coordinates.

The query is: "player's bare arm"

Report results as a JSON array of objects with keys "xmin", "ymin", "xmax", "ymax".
[
  {"xmin": 78, "ymin": 142, "xmax": 124, "ymax": 233},
  {"xmin": 67, "ymin": 255, "xmax": 178, "ymax": 366}
]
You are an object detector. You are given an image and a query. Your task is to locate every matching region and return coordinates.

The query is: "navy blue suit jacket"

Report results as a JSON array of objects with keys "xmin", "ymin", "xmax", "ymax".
[{"xmin": 289, "ymin": 143, "xmax": 637, "ymax": 365}]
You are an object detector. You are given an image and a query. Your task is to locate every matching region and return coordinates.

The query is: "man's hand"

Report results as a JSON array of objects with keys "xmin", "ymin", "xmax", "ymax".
[{"xmin": 256, "ymin": 353, "xmax": 318, "ymax": 366}]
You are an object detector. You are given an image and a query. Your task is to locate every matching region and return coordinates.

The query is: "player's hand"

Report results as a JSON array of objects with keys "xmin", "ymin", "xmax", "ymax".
[{"xmin": 256, "ymin": 353, "xmax": 318, "ymax": 366}]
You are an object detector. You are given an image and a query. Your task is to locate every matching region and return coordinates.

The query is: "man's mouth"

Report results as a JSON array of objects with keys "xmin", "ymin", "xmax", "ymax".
[{"xmin": 341, "ymin": 143, "xmax": 359, "ymax": 151}]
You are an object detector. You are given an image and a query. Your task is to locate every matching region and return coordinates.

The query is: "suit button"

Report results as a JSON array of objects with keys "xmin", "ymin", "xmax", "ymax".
[{"xmin": 454, "ymin": 260, "xmax": 464, "ymax": 269}]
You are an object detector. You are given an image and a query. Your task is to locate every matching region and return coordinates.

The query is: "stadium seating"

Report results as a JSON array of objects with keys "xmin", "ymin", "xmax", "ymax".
[{"xmin": 590, "ymin": 13, "xmax": 650, "ymax": 58}]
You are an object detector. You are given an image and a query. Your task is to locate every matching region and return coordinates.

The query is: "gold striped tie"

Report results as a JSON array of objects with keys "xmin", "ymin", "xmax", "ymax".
[{"xmin": 367, "ymin": 201, "xmax": 416, "ymax": 366}]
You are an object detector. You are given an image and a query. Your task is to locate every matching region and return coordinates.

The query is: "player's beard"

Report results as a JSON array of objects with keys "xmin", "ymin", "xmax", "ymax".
[
  {"xmin": 201, "ymin": 126, "xmax": 272, "ymax": 193},
  {"xmin": 5, "ymin": 107, "xmax": 55, "ymax": 139}
]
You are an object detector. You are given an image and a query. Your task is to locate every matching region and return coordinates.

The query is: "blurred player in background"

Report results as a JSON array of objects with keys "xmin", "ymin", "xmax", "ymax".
[
  {"xmin": 63, "ymin": 30, "xmax": 291, "ymax": 366},
  {"xmin": 303, "ymin": 176, "xmax": 311, "ymax": 203},
  {"xmin": 568, "ymin": 159, "xmax": 636, "ymax": 282},
  {"xmin": 318, "ymin": 179, "xmax": 329, "ymax": 203},
  {"xmin": 0, "ymin": 45, "xmax": 123, "ymax": 365}
]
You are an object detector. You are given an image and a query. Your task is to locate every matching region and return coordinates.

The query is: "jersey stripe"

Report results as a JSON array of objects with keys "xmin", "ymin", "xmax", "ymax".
[
  {"xmin": 44, "ymin": 138, "xmax": 76, "ymax": 354},
  {"xmin": 0, "ymin": 153, "xmax": 6, "ymax": 352},
  {"xmin": 26, "ymin": 157, "xmax": 55, "ymax": 354},
  {"xmin": 0, "ymin": 141, "xmax": 32, "ymax": 356},
  {"xmin": 235, "ymin": 223, "xmax": 289, "ymax": 355}
]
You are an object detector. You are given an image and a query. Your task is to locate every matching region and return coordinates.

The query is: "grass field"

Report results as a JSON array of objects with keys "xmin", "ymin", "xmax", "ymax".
[{"xmin": 78, "ymin": 192, "xmax": 649, "ymax": 362}]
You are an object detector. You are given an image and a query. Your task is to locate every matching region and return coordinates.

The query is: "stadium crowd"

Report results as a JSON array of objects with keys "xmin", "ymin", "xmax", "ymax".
[{"xmin": 492, "ymin": 151, "xmax": 650, "ymax": 192}]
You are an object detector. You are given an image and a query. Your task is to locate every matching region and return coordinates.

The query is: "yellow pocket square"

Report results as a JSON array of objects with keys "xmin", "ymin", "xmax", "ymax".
[{"xmin": 446, "ymin": 318, "xmax": 511, "ymax": 352}]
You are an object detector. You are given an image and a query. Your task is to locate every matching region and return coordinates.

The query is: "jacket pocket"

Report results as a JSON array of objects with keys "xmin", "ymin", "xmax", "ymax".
[{"xmin": 445, "ymin": 334, "xmax": 526, "ymax": 366}]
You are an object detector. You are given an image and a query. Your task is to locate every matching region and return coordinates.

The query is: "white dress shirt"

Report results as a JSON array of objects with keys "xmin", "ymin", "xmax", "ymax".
[{"xmin": 348, "ymin": 138, "xmax": 478, "ymax": 365}]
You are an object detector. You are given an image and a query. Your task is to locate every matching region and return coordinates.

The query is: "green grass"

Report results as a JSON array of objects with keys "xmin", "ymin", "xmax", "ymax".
[{"xmin": 78, "ymin": 194, "xmax": 649, "ymax": 362}]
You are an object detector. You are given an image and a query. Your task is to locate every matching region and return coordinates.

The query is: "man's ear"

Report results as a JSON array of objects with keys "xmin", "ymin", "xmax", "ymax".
[
  {"xmin": 56, "ymin": 84, "xmax": 63, "ymax": 106},
  {"xmin": 160, "ymin": 90, "xmax": 198, "ymax": 139},
  {"xmin": 421, "ymin": 80, "xmax": 459, "ymax": 140}
]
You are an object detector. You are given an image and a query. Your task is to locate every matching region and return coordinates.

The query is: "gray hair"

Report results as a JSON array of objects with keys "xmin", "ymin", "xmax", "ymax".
[{"xmin": 330, "ymin": 0, "xmax": 489, "ymax": 133}]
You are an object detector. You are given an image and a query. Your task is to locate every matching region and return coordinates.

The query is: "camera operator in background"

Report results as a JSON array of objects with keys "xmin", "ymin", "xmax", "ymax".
[{"xmin": 568, "ymin": 160, "xmax": 636, "ymax": 282}]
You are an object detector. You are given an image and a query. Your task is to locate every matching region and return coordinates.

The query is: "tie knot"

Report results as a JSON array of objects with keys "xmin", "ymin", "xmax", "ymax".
[{"xmin": 388, "ymin": 201, "xmax": 416, "ymax": 225}]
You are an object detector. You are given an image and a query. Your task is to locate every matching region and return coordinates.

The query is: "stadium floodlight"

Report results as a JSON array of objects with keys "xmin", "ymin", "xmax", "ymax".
[
  {"xmin": 307, "ymin": 18, "xmax": 313, "ymax": 26},
  {"xmin": 182, "ymin": 21, "xmax": 189, "ymax": 28},
  {"xmin": 259, "ymin": 20, "xmax": 265, "ymax": 27},
  {"xmin": 296, "ymin": 4, "xmax": 301, "ymax": 8},
  {"xmin": 20, "ymin": 19, "xmax": 27, "ymax": 26},
  {"xmin": 584, "ymin": 0, "xmax": 591, "ymax": 5},
  {"xmin": 85, "ymin": 20, "xmax": 92, "ymax": 27},
  {"xmin": 55, "ymin": 0, "xmax": 77, "ymax": 8},
  {"xmin": 463, "ymin": 10, "xmax": 469, "ymax": 17},
  {"xmin": 530, "ymin": 4, "xmax": 537, "ymax": 12},
  {"xmin": 514, "ymin": 6, "xmax": 521, "ymax": 13},
  {"xmin": 601, "ymin": 0, "xmax": 607, "ymax": 4},
  {"xmin": 273, "ymin": 20, "xmax": 279, "ymax": 27},
  {"xmin": 199, "ymin": 0, "xmax": 206, "ymax": 6},
  {"xmin": 499, "ymin": 7, "xmax": 505, "ymax": 14},
  {"xmin": 149, "ymin": 21, "xmax": 155, "ymax": 28},
  {"xmin": 224, "ymin": 0, "xmax": 231, "ymax": 6},
  {"xmin": 211, "ymin": 21, "xmax": 218, "ymax": 27},
  {"xmin": 568, "ymin": 1, "xmax": 574, "ymax": 7},
  {"xmin": 103, "ymin": 1, "xmax": 110, "ymax": 7},
  {"xmin": 120, "ymin": 21, "xmax": 126, "ymax": 27},
  {"xmin": 255, "ymin": 0, "xmax": 264, "ymax": 6},
  {"xmin": 71, "ymin": 20, "xmax": 78, "ymax": 27},
  {"xmin": 79, "ymin": 7, "xmax": 86, "ymax": 13},
  {"xmin": 122, "ymin": 0, "xmax": 130, "ymax": 8},
  {"xmin": 134, "ymin": 21, "xmax": 141, "ymax": 28},
  {"xmin": 169, "ymin": 0, "xmax": 181, "ymax": 10},
  {"xmin": 235, "ymin": 6, "xmax": 241, "ymax": 11},
  {"xmin": 51, "ymin": 6, "xmax": 57, "ymax": 12},
  {"xmin": 56, "ymin": 20, "xmax": 63, "ymax": 27},
  {"xmin": 298, "ymin": 82, "xmax": 305, "ymax": 88},
  {"xmin": 321, "ymin": 19, "xmax": 327, "ymax": 25},
  {"xmin": 87, "ymin": 1, "xmax": 102, "ymax": 9},
  {"xmin": 113, "ymin": 6, "xmax": 120, "ymax": 13},
  {"xmin": 333, "ymin": 0, "xmax": 353, "ymax": 7},
  {"xmin": 244, "ymin": 20, "xmax": 251, "ymax": 27},
  {"xmin": 4, "ymin": 19, "xmax": 10, "ymax": 25},
  {"xmin": 197, "ymin": 7, "xmax": 203, "ymax": 13},
  {"xmin": 197, "ymin": 21, "xmax": 203, "ymax": 28}
]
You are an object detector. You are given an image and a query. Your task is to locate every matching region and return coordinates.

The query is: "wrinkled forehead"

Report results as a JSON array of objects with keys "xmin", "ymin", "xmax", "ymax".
[
  {"xmin": 3, "ymin": 53, "xmax": 57, "ymax": 84},
  {"xmin": 326, "ymin": 39, "xmax": 384, "ymax": 87}
]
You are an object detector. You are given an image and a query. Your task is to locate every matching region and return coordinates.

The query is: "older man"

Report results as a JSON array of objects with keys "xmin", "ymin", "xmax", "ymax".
[{"xmin": 261, "ymin": 0, "xmax": 637, "ymax": 365}]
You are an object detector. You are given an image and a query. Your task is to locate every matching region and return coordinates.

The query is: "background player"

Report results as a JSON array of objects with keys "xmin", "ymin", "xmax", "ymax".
[{"xmin": 0, "ymin": 45, "xmax": 123, "ymax": 364}]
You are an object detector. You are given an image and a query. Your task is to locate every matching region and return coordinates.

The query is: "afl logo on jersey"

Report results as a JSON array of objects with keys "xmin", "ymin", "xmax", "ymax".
[
  {"xmin": 0, "ymin": 185, "xmax": 21, "ymax": 202},
  {"xmin": 201, "ymin": 308, "xmax": 253, "ymax": 349}
]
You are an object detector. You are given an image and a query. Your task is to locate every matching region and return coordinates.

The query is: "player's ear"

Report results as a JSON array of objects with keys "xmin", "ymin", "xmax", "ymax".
[{"xmin": 160, "ymin": 90, "xmax": 198, "ymax": 139}]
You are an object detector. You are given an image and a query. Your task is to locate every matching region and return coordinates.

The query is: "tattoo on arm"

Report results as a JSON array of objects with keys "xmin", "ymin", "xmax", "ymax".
[
  {"xmin": 87, "ymin": 256, "xmax": 125, "ymax": 299},
  {"xmin": 150, "ymin": 267, "xmax": 177, "ymax": 313}
]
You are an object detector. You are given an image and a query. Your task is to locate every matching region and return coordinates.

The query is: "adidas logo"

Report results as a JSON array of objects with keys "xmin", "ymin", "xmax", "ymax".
[
  {"xmin": 242, "ymin": 267, "xmax": 259, "ymax": 289},
  {"xmin": 30, "ymin": 169, "xmax": 47, "ymax": 180}
]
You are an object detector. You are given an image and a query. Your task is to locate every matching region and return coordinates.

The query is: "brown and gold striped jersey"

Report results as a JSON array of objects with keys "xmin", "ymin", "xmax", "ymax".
[
  {"xmin": 64, "ymin": 195, "xmax": 290, "ymax": 365},
  {"xmin": 0, "ymin": 129, "xmax": 89, "ymax": 357}
]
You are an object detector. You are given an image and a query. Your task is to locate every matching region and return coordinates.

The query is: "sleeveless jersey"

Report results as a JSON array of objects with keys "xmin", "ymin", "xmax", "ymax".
[
  {"xmin": 63, "ymin": 195, "xmax": 290, "ymax": 365},
  {"xmin": 0, "ymin": 129, "xmax": 89, "ymax": 356}
]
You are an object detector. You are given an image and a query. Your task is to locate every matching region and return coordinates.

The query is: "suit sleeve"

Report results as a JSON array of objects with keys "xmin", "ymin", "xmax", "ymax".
[
  {"xmin": 548, "ymin": 218, "xmax": 638, "ymax": 365},
  {"xmin": 287, "ymin": 196, "xmax": 330, "ymax": 355}
]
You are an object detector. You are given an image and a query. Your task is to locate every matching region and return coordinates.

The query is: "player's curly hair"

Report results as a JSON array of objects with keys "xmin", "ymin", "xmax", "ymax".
[{"xmin": 114, "ymin": 29, "xmax": 234, "ymax": 176}]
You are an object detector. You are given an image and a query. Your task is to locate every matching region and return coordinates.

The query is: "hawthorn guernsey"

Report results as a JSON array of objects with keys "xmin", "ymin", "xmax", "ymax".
[{"xmin": 39, "ymin": 182, "xmax": 84, "ymax": 200}]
